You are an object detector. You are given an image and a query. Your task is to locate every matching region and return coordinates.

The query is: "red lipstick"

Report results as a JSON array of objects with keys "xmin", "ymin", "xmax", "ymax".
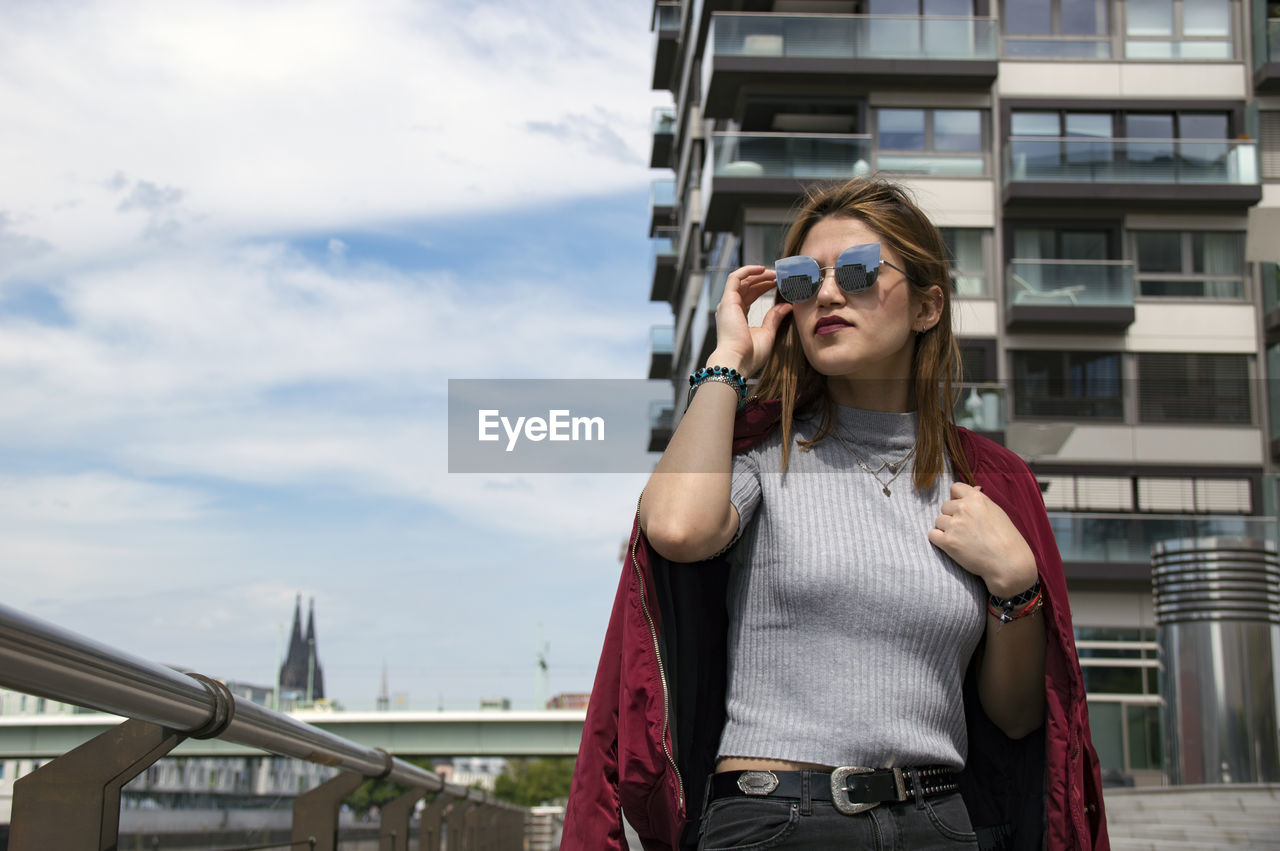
[{"xmin": 814, "ymin": 316, "xmax": 852, "ymax": 336}]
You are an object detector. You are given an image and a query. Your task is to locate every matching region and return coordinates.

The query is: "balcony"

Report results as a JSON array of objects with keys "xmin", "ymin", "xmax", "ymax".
[
  {"xmin": 649, "ymin": 178, "xmax": 675, "ymax": 237},
  {"xmin": 1005, "ymin": 260, "xmax": 1136, "ymax": 331},
  {"xmin": 953, "ymin": 383, "xmax": 1006, "ymax": 443},
  {"xmin": 648, "ymin": 401, "xmax": 674, "ymax": 453},
  {"xmin": 650, "ymin": 106, "xmax": 676, "ymax": 169},
  {"xmin": 1049, "ymin": 512, "xmax": 1278, "ymax": 581},
  {"xmin": 1003, "ymin": 138, "xmax": 1262, "ymax": 209},
  {"xmin": 701, "ymin": 13, "xmax": 997, "ymax": 118},
  {"xmin": 649, "ymin": 325, "xmax": 674, "ymax": 380},
  {"xmin": 650, "ymin": 230, "xmax": 678, "ymax": 302},
  {"xmin": 702, "ymin": 133, "xmax": 872, "ymax": 231},
  {"xmin": 875, "ymin": 151, "xmax": 989, "ymax": 178},
  {"xmin": 652, "ymin": 1, "xmax": 681, "ymax": 91}
]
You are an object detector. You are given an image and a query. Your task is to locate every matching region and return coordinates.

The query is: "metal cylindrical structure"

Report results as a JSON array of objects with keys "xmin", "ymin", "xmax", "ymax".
[{"xmin": 1152, "ymin": 537, "xmax": 1280, "ymax": 784}]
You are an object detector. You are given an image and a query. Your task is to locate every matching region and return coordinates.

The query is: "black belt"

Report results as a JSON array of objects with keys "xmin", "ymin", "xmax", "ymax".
[{"xmin": 710, "ymin": 766, "xmax": 960, "ymax": 816}]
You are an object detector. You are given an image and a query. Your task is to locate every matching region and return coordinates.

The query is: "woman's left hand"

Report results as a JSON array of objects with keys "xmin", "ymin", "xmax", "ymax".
[{"xmin": 928, "ymin": 482, "xmax": 1038, "ymax": 598}]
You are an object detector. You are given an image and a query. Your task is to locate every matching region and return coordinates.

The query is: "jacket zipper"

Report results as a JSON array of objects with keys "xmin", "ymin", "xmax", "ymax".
[{"xmin": 630, "ymin": 495, "xmax": 685, "ymax": 811}]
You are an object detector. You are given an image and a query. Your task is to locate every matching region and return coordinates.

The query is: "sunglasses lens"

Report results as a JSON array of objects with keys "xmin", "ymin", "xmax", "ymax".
[
  {"xmin": 774, "ymin": 256, "xmax": 820, "ymax": 303},
  {"xmin": 834, "ymin": 243, "xmax": 882, "ymax": 294},
  {"xmin": 834, "ymin": 264, "xmax": 876, "ymax": 293}
]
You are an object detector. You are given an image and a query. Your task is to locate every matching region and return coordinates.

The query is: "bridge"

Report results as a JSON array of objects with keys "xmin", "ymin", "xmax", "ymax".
[
  {"xmin": 0, "ymin": 603, "xmax": 541, "ymax": 850},
  {"xmin": 0, "ymin": 708, "xmax": 586, "ymax": 759}
]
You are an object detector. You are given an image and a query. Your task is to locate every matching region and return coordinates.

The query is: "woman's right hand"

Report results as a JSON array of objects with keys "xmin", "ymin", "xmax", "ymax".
[{"xmin": 710, "ymin": 265, "xmax": 793, "ymax": 376}]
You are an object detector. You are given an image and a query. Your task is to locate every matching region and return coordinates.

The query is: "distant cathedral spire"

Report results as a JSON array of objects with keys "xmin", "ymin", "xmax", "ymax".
[{"xmin": 279, "ymin": 594, "xmax": 324, "ymax": 701}]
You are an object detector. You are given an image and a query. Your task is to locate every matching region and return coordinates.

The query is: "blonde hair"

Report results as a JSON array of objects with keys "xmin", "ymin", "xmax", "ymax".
[{"xmin": 753, "ymin": 178, "xmax": 972, "ymax": 489}]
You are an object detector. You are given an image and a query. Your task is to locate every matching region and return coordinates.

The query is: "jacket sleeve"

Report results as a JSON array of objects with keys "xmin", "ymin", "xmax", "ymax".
[
  {"xmin": 992, "ymin": 456, "xmax": 1110, "ymax": 851},
  {"xmin": 562, "ymin": 552, "xmax": 630, "ymax": 851}
]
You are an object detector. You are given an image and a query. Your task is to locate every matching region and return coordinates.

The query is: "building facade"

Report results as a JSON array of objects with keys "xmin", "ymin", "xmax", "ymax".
[{"xmin": 645, "ymin": 0, "xmax": 1280, "ymax": 786}]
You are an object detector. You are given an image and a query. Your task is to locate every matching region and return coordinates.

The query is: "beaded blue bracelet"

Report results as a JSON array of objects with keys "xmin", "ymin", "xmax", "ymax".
[{"xmin": 688, "ymin": 365, "xmax": 748, "ymax": 409}]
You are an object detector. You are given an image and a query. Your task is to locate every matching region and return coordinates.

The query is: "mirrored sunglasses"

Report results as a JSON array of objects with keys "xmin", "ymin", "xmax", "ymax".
[{"xmin": 774, "ymin": 242, "xmax": 909, "ymax": 304}]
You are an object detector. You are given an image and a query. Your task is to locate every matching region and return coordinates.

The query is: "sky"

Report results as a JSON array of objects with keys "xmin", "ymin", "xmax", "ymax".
[{"xmin": 0, "ymin": 0, "xmax": 675, "ymax": 711}]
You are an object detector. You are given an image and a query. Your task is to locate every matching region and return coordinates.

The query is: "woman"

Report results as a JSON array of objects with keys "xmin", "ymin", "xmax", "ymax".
[{"xmin": 565, "ymin": 179, "xmax": 1108, "ymax": 850}]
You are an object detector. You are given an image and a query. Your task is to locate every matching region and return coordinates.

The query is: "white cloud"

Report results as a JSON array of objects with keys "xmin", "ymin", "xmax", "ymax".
[
  {"xmin": 0, "ymin": 472, "xmax": 209, "ymax": 525},
  {"xmin": 0, "ymin": 0, "xmax": 666, "ymax": 706},
  {"xmin": 0, "ymin": 241, "xmax": 655, "ymax": 547},
  {"xmin": 0, "ymin": 0, "xmax": 657, "ymax": 275}
]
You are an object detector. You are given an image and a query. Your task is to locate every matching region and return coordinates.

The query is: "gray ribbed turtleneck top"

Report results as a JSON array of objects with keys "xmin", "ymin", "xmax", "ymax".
[{"xmin": 720, "ymin": 405, "xmax": 985, "ymax": 769}]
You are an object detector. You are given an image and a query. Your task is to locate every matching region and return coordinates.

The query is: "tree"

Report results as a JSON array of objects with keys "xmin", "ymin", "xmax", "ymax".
[
  {"xmin": 491, "ymin": 757, "xmax": 575, "ymax": 807},
  {"xmin": 344, "ymin": 756, "xmax": 438, "ymax": 815}
]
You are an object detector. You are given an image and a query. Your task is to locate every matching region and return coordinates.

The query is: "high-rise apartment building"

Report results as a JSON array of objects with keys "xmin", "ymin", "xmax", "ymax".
[{"xmin": 645, "ymin": 0, "xmax": 1280, "ymax": 786}]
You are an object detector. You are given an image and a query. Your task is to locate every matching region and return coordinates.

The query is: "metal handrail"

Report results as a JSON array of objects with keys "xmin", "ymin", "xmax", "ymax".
[{"xmin": 0, "ymin": 601, "xmax": 516, "ymax": 808}]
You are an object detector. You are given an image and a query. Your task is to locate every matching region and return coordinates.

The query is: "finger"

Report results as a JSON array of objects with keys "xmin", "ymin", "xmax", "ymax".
[
  {"xmin": 951, "ymin": 481, "xmax": 977, "ymax": 498},
  {"xmin": 933, "ymin": 515, "xmax": 952, "ymax": 532},
  {"xmin": 938, "ymin": 499, "xmax": 959, "ymax": 516},
  {"xmin": 926, "ymin": 528, "xmax": 948, "ymax": 549},
  {"xmin": 759, "ymin": 301, "xmax": 792, "ymax": 335},
  {"xmin": 721, "ymin": 267, "xmax": 774, "ymax": 309},
  {"xmin": 724, "ymin": 265, "xmax": 767, "ymax": 292}
]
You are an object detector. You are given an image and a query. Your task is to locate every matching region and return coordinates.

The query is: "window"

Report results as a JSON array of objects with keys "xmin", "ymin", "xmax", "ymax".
[
  {"xmin": 1040, "ymin": 474, "xmax": 1134, "ymax": 509},
  {"xmin": 1136, "ymin": 476, "xmax": 1251, "ymax": 511},
  {"xmin": 1269, "ymin": 343, "xmax": 1280, "ymax": 446},
  {"xmin": 868, "ymin": 0, "xmax": 975, "ymax": 11},
  {"xmin": 1125, "ymin": 0, "xmax": 1234, "ymax": 59},
  {"xmin": 1003, "ymin": 0, "xmax": 1111, "ymax": 58},
  {"xmin": 1009, "ymin": 109, "xmax": 1235, "ymax": 182},
  {"xmin": 875, "ymin": 108, "xmax": 987, "ymax": 176},
  {"xmin": 1262, "ymin": 111, "xmax": 1280, "ymax": 181},
  {"xmin": 1133, "ymin": 231, "xmax": 1244, "ymax": 298},
  {"xmin": 942, "ymin": 227, "xmax": 991, "ymax": 297},
  {"xmin": 1137, "ymin": 352, "xmax": 1251, "ymax": 423},
  {"xmin": 1012, "ymin": 350, "xmax": 1123, "ymax": 418}
]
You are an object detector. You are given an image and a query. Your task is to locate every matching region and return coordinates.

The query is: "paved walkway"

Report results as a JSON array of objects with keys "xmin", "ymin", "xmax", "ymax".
[{"xmin": 1105, "ymin": 783, "xmax": 1280, "ymax": 850}]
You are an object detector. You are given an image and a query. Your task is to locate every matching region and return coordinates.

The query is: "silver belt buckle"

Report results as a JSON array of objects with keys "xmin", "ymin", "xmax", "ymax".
[
  {"xmin": 736, "ymin": 770, "xmax": 779, "ymax": 796},
  {"xmin": 830, "ymin": 766, "xmax": 906, "ymax": 815}
]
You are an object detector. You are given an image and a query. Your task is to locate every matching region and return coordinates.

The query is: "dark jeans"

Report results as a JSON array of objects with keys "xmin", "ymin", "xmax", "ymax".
[{"xmin": 697, "ymin": 786, "xmax": 978, "ymax": 850}]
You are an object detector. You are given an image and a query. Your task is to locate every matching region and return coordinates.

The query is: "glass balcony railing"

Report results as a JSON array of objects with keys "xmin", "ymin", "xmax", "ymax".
[
  {"xmin": 707, "ymin": 13, "xmax": 997, "ymax": 61},
  {"xmin": 875, "ymin": 153, "xmax": 988, "ymax": 177},
  {"xmin": 654, "ymin": 1, "xmax": 680, "ymax": 34},
  {"xmin": 953, "ymin": 383, "xmax": 1006, "ymax": 432},
  {"xmin": 1005, "ymin": 138, "xmax": 1259, "ymax": 186},
  {"xmin": 649, "ymin": 401, "xmax": 674, "ymax": 432},
  {"xmin": 652, "ymin": 233, "xmax": 677, "ymax": 263},
  {"xmin": 1003, "ymin": 36, "xmax": 1111, "ymax": 60},
  {"xmin": 1049, "ymin": 513, "xmax": 1278, "ymax": 565},
  {"xmin": 1271, "ymin": 19, "xmax": 1280, "ymax": 63},
  {"xmin": 1006, "ymin": 260, "xmax": 1135, "ymax": 308},
  {"xmin": 650, "ymin": 325, "xmax": 674, "ymax": 356},
  {"xmin": 652, "ymin": 106, "xmax": 676, "ymax": 135},
  {"xmin": 708, "ymin": 133, "xmax": 873, "ymax": 180},
  {"xmin": 650, "ymin": 178, "xmax": 675, "ymax": 207}
]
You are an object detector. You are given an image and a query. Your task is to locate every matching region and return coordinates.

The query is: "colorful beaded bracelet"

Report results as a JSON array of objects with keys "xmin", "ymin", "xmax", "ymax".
[{"xmin": 688, "ymin": 365, "xmax": 748, "ymax": 409}]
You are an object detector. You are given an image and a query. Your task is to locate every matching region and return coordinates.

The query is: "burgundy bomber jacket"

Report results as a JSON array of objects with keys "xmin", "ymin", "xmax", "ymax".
[{"xmin": 563, "ymin": 399, "xmax": 1110, "ymax": 851}]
